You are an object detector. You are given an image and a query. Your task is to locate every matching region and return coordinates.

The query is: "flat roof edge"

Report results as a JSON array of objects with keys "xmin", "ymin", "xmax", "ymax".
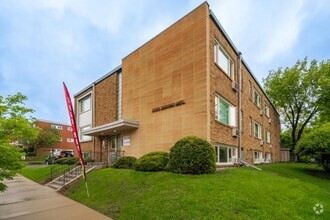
[
  {"xmin": 74, "ymin": 65, "xmax": 122, "ymax": 98},
  {"xmin": 209, "ymin": 10, "xmax": 280, "ymax": 116}
]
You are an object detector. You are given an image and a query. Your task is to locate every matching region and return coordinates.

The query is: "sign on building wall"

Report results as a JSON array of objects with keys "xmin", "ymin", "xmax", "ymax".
[{"xmin": 123, "ymin": 136, "xmax": 131, "ymax": 146}]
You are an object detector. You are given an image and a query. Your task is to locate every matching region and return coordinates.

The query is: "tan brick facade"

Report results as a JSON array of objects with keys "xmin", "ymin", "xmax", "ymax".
[{"xmin": 74, "ymin": 2, "xmax": 281, "ymax": 165}]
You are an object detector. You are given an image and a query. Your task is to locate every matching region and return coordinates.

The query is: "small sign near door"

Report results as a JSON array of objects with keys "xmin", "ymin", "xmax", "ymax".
[{"xmin": 123, "ymin": 136, "xmax": 130, "ymax": 146}]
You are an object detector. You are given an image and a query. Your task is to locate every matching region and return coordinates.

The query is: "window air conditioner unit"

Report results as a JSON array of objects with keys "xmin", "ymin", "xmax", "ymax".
[
  {"xmin": 232, "ymin": 128, "xmax": 240, "ymax": 137},
  {"xmin": 232, "ymin": 81, "xmax": 239, "ymax": 92},
  {"xmin": 269, "ymin": 118, "xmax": 272, "ymax": 124},
  {"xmin": 260, "ymin": 109, "xmax": 263, "ymax": 115},
  {"xmin": 260, "ymin": 140, "xmax": 264, "ymax": 146}
]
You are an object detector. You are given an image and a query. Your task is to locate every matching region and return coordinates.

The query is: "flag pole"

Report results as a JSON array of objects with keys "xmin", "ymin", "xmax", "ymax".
[{"xmin": 63, "ymin": 82, "xmax": 90, "ymax": 198}]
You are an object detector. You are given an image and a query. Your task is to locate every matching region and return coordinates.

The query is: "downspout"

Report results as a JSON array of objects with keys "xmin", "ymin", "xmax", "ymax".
[
  {"xmin": 238, "ymin": 52, "xmax": 242, "ymax": 160},
  {"xmin": 92, "ymin": 83, "xmax": 96, "ymax": 160}
]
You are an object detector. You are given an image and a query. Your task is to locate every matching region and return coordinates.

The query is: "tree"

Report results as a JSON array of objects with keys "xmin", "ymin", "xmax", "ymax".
[
  {"xmin": 0, "ymin": 93, "xmax": 39, "ymax": 192},
  {"xmin": 263, "ymin": 58, "xmax": 330, "ymax": 152},
  {"xmin": 30, "ymin": 127, "xmax": 61, "ymax": 153},
  {"xmin": 296, "ymin": 123, "xmax": 330, "ymax": 172}
]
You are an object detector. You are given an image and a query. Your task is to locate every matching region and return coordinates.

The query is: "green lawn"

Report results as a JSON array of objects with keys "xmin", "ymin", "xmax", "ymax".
[
  {"xmin": 65, "ymin": 163, "xmax": 330, "ymax": 219},
  {"xmin": 19, "ymin": 164, "xmax": 62, "ymax": 184}
]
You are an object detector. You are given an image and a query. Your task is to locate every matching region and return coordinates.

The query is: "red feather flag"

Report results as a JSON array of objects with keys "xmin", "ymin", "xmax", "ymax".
[{"xmin": 63, "ymin": 82, "xmax": 89, "ymax": 197}]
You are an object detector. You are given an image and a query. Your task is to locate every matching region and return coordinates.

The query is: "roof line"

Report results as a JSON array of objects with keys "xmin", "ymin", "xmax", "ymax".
[
  {"xmin": 209, "ymin": 9, "xmax": 280, "ymax": 116},
  {"xmin": 122, "ymin": 1, "xmax": 209, "ymax": 61},
  {"xmin": 74, "ymin": 65, "xmax": 122, "ymax": 97},
  {"xmin": 37, "ymin": 119, "xmax": 70, "ymax": 127}
]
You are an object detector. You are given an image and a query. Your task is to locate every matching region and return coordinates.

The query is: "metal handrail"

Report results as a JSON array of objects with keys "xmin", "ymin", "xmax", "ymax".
[{"xmin": 50, "ymin": 164, "xmax": 78, "ymax": 181}]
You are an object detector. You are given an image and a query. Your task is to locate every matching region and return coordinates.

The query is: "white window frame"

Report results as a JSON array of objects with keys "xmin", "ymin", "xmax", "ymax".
[
  {"xmin": 80, "ymin": 126, "xmax": 92, "ymax": 142},
  {"xmin": 254, "ymin": 151, "xmax": 263, "ymax": 163},
  {"xmin": 77, "ymin": 92, "xmax": 93, "ymax": 142},
  {"xmin": 253, "ymin": 89, "xmax": 261, "ymax": 108},
  {"xmin": 264, "ymin": 104, "xmax": 270, "ymax": 117},
  {"xmin": 265, "ymin": 130, "xmax": 271, "ymax": 143},
  {"xmin": 265, "ymin": 153, "xmax": 271, "ymax": 163},
  {"xmin": 254, "ymin": 121, "xmax": 262, "ymax": 139},
  {"xmin": 215, "ymin": 145, "xmax": 238, "ymax": 164},
  {"xmin": 67, "ymin": 127, "xmax": 72, "ymax": 131},
  {"xmin": 248, "ymin": 80, "xmax": 252, "ymax": 99},
  {"xmin": 214, "ymin": 40, "xmax": 234, "ymax": 79},
  {"xmin": 67, "ymin": 138, "xmax": 74, "ymax": 143},
  {"xmin": 79, "ymin": 94, "xmax": 91, "ymax": 113},
  {"xmin": 51, "ymin": 124, "xmax": 63, "ymax": 130},
  {"xmin": 215, "ymin": 95, "xmax": 236, "ymax": 127}
]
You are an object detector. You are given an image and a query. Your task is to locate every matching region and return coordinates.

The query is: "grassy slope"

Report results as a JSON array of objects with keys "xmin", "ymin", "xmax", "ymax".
[
  {"xmin": 66, "ymin": 163, "xmax": 330, "ymax": 219},
  {"xmin": 19, "ymin": 164, "xmax": 61, "ymax": 184}
]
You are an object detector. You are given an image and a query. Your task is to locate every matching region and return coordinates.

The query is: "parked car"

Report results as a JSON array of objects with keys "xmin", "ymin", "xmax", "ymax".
[{"xmin": 58, "ymin": 150, "xmax": 74, "ymax": 158}]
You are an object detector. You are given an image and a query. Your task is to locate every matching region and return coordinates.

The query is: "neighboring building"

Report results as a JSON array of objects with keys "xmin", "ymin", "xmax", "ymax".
[
  {"xmin": 280, "ymin": 148, "xmax": 291, "ymax": 162},
  {"xmin": 74, "ymin": 2, "xmax": 281, "ymax": 166},
  {"xmin": 35, "ymin": 119, "xmax": 76, "ymax": 156}
]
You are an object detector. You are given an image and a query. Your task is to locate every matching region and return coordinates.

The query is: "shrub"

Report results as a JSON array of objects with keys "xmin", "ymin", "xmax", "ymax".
[
  {"xmin": 55, "ymin": 157, "xmax": 79, "ymax": 165},
  {"xmin": 83, "ymin": 157, "xmax": 95, "ymax": 165},
  {"xmin": 113, "ymin": 156, "xmax": 137, "ymax": 169},
  {"xmin": 26, "ymin": 152, "xmax": 37, "ymax": 157},
  {"xmin": 168, "ymin": 136, "xmax": 216, "ymax": 174},
  {"xmin": 135, "ymin": 152, "xmax": 169, "ymax": 172}
]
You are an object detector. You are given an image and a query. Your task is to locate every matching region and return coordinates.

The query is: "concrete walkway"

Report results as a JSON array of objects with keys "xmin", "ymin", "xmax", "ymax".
[{"xmin": 0, "ymin": 175, "xmax": 110, "ymax": 220}]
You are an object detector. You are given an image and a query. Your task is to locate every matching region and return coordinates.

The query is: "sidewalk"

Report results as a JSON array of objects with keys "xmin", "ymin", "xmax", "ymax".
[{"xmin": 0, "ymin": 175, "xmax": 110, "ymax": 220}]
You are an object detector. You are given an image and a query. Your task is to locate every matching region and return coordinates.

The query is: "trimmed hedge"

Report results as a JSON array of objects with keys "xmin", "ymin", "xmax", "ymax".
[
  {"xmin": 112, "ymin": 156, "xmax": 137, "ymax": 169},
  {"xmin": 168, "ymin": 136, "xmax": 216, "ymax": 174},
  {"xmin": 135, "ymin": 152, "xmax": 169, "ymax": 172},
  {"xmin": 55, "ymin": 157, "xmax": 79, "ymax": 165}
]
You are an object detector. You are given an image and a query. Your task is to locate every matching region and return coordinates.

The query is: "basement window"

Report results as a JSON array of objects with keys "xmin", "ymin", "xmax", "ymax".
[{"xmin": 215, "ymin": 145, "xmax": 238, "ymax": 164}]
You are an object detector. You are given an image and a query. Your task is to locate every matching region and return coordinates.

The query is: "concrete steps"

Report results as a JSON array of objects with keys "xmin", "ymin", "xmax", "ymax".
[{"xmin": 47, "ymin": 165, "xmax": 94, "ymax": 191}]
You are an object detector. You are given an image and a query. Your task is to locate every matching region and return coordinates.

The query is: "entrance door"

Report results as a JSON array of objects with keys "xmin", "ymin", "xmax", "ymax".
[
  {"xmin": 109, "ymin": 135, "xmax": 121, "ymax": 163},
  {"xmin": 240, "ymin": 147, "xmax": 245, "ymax": 160}
]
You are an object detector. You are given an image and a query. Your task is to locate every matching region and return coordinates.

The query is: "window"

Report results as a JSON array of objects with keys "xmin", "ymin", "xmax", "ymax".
[
  {"xmin": 79, "ymin": 94, "xmax": 91, "ymax": 113},
  {"xmin": 215, "ymin": 145, "xmax": 238, "ymax": 163},
  {"xmin": 67, "ymin": 138, "xmax": 74, "ymax": 143},
  {"xmin": 78, "ymin": 93, "xmax": 92, "ymax": 142},
  {"xmin": 249, "ymin": 117, "xmax": 252, "ymax": 136},
  {"xmin": 214, "ymin": 40, "xmax": 234, "ymax": 78},
  {"xmin": 264, "ymin": 104, "xmax": 270, "ymax": 117},
  {"xmin": 240, "ymin": 110, "xmax": 243, "ymax": 132},
  {"xmin": 83, "ymin": 152, "xmax": 91, "ymax": 158},
  {"xmin": 253, "ymin": 90, "xmax": 261, "ymax": 108},
  {"xmin": 67, "ymin": 127, "xmax": 72, "ymax": 131},
  {"xmin": 51, "ymin": 125, "xmax": 63, "ymax": 130},
  {"xmin": 215, "ymin": 95, "xmax": 236, "ymax": 127},
  {"xmin": 265, "ymin": 153, "xmax": 271, "ymax": 163},
  {"xmin": 254, "ymin": 121, "xmax": 262, "ymax": 139},
  {"xmin": 248, "ymin": 80, "xmax": 252, "ymax": 99},
  {"xmin": 265, "ymin": 130, "xmax": 271, "ymax": 143},
  {"xmin": 59, "ymin": 137, "xmax": 62, "ymax": 142},
  {"xmin": 254, "ymin": 151, "xmax": 263, "ymax": 163},
  {"xmin": 80, "ymin": 126, "xmax": 92, "ymax": 141}
]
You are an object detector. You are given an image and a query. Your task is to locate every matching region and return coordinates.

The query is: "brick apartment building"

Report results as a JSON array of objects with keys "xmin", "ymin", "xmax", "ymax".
[
  {"xmin": 74, "ymin": 2, "xmax": 281, "ymax": 166},
  {"xmin": 35, "ymin": 119, "xmax": 76, "ymax": 156}
]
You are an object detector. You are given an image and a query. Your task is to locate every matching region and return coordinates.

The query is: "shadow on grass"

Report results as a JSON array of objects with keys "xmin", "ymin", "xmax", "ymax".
[{"xmin": 292, "ymin": 165, "xmax": 330, "ymax": 180}]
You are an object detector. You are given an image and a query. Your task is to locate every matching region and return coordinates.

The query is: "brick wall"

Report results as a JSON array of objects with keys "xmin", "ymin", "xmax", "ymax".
[{"xmin": 35, "ymin": 120, "xmax": 76, "ymax": 156}]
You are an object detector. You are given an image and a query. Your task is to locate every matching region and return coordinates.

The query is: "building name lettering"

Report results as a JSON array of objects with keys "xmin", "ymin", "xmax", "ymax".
[{"xmin": 152, "ymin": 100, "xmax": 185, "ymax": 113}]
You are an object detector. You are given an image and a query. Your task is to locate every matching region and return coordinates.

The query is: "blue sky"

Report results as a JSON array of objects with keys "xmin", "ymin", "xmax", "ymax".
[{"xmin": 0, "ymin": 0, "xmax": 329, "ymax": 124}]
